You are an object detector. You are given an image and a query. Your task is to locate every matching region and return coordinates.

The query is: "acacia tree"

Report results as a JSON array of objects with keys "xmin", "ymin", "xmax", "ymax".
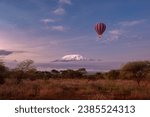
[
  {"xmin": 77, "ymin": 68, "xmax": 87, "ymax": 75},
  {"xmin": 120, "ymin": 61, "xmax": 150, "ymax": 86},
  {"xmin": 51, "ymin": 69, "xmax": 60, "ymax": 78},
  {"xmin": 14, "ymin": 60, "xmax": 36, "ymax": 83}
]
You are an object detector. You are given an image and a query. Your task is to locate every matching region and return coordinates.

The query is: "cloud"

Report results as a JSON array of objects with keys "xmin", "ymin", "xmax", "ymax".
[
  {"xmin": 102, "ymin": 19, "xmax": 147, "ymax": 44},
  {"xmin": 53, "ymin": 7, "xmax": 65, "ymax": 15},
  {"xmin": 109, "ymin": 30, "xmax": 121, "ymax": 35},
  {"xmin": 0, "ymin": 50, "xmax": 26, "ymax": 56},
  {"xmin": 50, "ymin": 25, "xmax": 66, "ymax": 31},
  {"xmin": 102, "ymin": 29, "xmax": 122, "ymax": 43},
  {"xmin": 52, "ymin": 0, "xmax": 72, "ymax": 16},
  {"xmin": 109, "ymin": 29, "xmax": 122, "ymax": 40},
  {"xmin": 59, "ymin": 0, "xmax": 72, "ymax": 5},
  {"xmin": 102, "ymin": 19, "xmax": 146, "ymax": 44},
  {"xmin": 41, "ymin": 18, "xmax": 56, "ymax": 24},
  {"xmin": 119, "ymin": 20, "xmax": 145, "ymax": 26},
  {"xmin": 0, "ymin": 50, "xmax": 13, "ymax": 56}
]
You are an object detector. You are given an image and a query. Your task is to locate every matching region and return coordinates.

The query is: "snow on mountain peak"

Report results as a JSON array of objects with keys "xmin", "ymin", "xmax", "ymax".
[
  {"xmin": 62, "ymin": 54, "xmax": 87, "ymax": 61},
  {"xmin": 52, "ymin": 54, "xmax": 101, "ymax": 62}
]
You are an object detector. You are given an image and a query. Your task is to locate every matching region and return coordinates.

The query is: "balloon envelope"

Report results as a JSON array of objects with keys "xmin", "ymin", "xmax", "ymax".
[{"xmin": 95, "ymin": 23, "xmax": 106, "ymax": 38}]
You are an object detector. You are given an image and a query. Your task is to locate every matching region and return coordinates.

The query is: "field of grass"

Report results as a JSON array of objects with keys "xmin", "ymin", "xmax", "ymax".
[{"xmin": 0, "ymin": 79, "xmax": 150, "ymax": 100}]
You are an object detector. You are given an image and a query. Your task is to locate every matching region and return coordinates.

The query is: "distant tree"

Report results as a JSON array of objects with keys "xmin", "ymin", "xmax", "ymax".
[
  {"xmin": 61, "ymin": 70, "xmax": 71, "ymax": 78},
  {"xmin": 51, "ymin": 69, "xmax": 59, "ymax": 74},
  {"xmin": 0, "ymin": 60, "xmax": 9, "ymax": 84},
  {"xmin": 77, "ymin": 68, "xmax": 87, "ymax": 75},
  {"xmin": 120, "ymin": 61, "xmax": 150, "ymax": 86},
  {"xmin": 61, "ymin": 69, "xmax": 83, "ymax": 78},
  {"xmin": 106, "ymin": 70, "xmax": 120, "ymax": 80},
  {"xmin": 95, "ymin": 72, "xmax": 104, "ymax": 79},
  {"xmin": 86, "ymin": 74, "xmax": 97, "ymax": 80},
  {"xmin": 14, "ymin": 60, "xmax": 36, "ymax": 83},
  {"xmin": 51, "ymin": 69, "xmax": 60, "ymax": 78},
  {"xmin": 36, "ymin": 71, "xmax": 52, "ymax": 80}
]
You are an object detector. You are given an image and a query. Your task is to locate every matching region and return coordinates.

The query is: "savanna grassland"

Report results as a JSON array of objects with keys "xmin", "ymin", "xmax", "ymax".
[
  {"xmin": 0, "ymin": 60, "xmax": 150, "ymax": 100},
  {"xmin": 0, "ymin": 79, "xmax": 150, "ymax": 100}
]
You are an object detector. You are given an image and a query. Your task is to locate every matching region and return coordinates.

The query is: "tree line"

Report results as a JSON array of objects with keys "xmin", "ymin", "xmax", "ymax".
[{"xmin": 0, "ymin": 59, "xmax": 150, "ymax": 86}]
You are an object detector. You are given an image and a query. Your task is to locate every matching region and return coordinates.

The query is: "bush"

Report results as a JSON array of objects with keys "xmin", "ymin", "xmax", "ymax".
[
  {"xmin": 51, "ymin": 69, "xmax": 60, "ymax": 78},
  {"xmin": 61, "ymin": 69, "xmax": 83, "ymax": 78},
  {"xmin": 106, "ymin": 70, "xmax": 120, "ymax": 80},
  {"xmin": 95, "ymin": 72, "xmax": 104, "ymax": 79},
  {"xmin": 0, "ymin": 60, "xmax": 9, "ymax": 84}
]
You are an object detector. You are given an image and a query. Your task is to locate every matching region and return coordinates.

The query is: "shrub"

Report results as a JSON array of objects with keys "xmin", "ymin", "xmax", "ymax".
[
  {"xmin": 106, "ymin": 70, "xmax": 120, "ymax": 80},
  {"xmin": 0, "ymin": 60, "xmax": 9, "ymax": 84},
  {"xmin": 51, "ymin": 69, "xmax": 60, "ymax": 78},
  {"xmin": 95, "ymin": 72, "xmax": 104, "ymax": 79},
  {"xmin": 61, "ymin": 69, "xmax": 83, "ymax": 78}
]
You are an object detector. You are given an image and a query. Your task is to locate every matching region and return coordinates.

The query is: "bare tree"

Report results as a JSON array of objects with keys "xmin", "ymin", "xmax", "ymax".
[{"xmin": 14, "ymin": 60, "xmax": 36, "ymax": 83}]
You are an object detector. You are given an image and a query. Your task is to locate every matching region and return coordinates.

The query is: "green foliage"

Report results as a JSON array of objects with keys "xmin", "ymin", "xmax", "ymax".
[{"xmin": 61, "ymin": 69, "xmax": 83, "ymax": 78}]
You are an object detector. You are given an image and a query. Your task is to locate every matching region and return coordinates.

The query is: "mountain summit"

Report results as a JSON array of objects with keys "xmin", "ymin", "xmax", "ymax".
[
  {"xmin": 52, "ymin": 54, "xmax": 100, "ymax": 62},
  {"xmin": 62, "ymin": 54, "xmax": 87, "ymax": 61}
]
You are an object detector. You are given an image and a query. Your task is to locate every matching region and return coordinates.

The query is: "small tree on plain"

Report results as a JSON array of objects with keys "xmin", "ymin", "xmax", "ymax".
[
  {"xmin": 120, "ymin": 61, "xmax": 150, "ymax": 86},
  {"xmin": 51, "ymin": 69, "xmax": 60, "ymax": 78},
  {"xmin": 14, "ymin": 60, "xmax": 36, "ymax": 83},
  {"xmin": 77, "ymin": 68, "xmax": 87, "ymax": 75}
]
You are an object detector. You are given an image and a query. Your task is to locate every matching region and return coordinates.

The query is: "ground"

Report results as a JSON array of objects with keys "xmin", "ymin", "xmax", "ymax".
[{"xmin": 0, "ymin": 79, "xmax": 150, "ymax": 100}]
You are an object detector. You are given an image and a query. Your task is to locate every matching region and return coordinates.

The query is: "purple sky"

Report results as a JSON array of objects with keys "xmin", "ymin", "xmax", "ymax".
[{"xmin": 0, "ymin": 0, "xmax": 150, "ymax": 67}]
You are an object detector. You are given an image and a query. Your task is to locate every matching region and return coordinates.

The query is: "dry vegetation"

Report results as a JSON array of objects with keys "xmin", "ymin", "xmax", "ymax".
[
  {"xmin": 0, "ymin": 79, "xmax": 150, "ymax": 100},
  {"xmin": 0, "ymin": 60, "xmax": 150, "ymax": 100}
]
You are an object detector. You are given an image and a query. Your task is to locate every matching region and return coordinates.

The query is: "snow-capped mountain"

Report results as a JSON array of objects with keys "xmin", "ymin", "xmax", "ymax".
[
  {"xmin": 52, "ymin": 54, "xmax": 101, "ymax": 62},
  {"xmin": 62, "ymin": 54, "xmax": 87, "ymax": 61},
  {"xmin": 52, "ymin": 54, "xmax": 89, "ymax": 62}
]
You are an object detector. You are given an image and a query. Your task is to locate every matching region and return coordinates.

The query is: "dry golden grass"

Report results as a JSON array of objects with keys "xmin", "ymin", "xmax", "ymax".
[{"xmin": 0, "ymin": 79, "xmax": 150, "ymax": 100}]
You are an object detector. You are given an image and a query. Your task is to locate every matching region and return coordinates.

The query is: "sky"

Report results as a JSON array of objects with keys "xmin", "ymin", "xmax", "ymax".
[{"xmin": 0, "ymin": 0, "xmax": 150, "ymax": 65}]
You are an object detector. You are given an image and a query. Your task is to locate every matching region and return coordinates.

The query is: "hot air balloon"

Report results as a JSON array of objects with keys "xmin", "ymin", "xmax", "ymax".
[{"xmin": 95, "ymin": 23, "xmax": 106, "ymax": 38}]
